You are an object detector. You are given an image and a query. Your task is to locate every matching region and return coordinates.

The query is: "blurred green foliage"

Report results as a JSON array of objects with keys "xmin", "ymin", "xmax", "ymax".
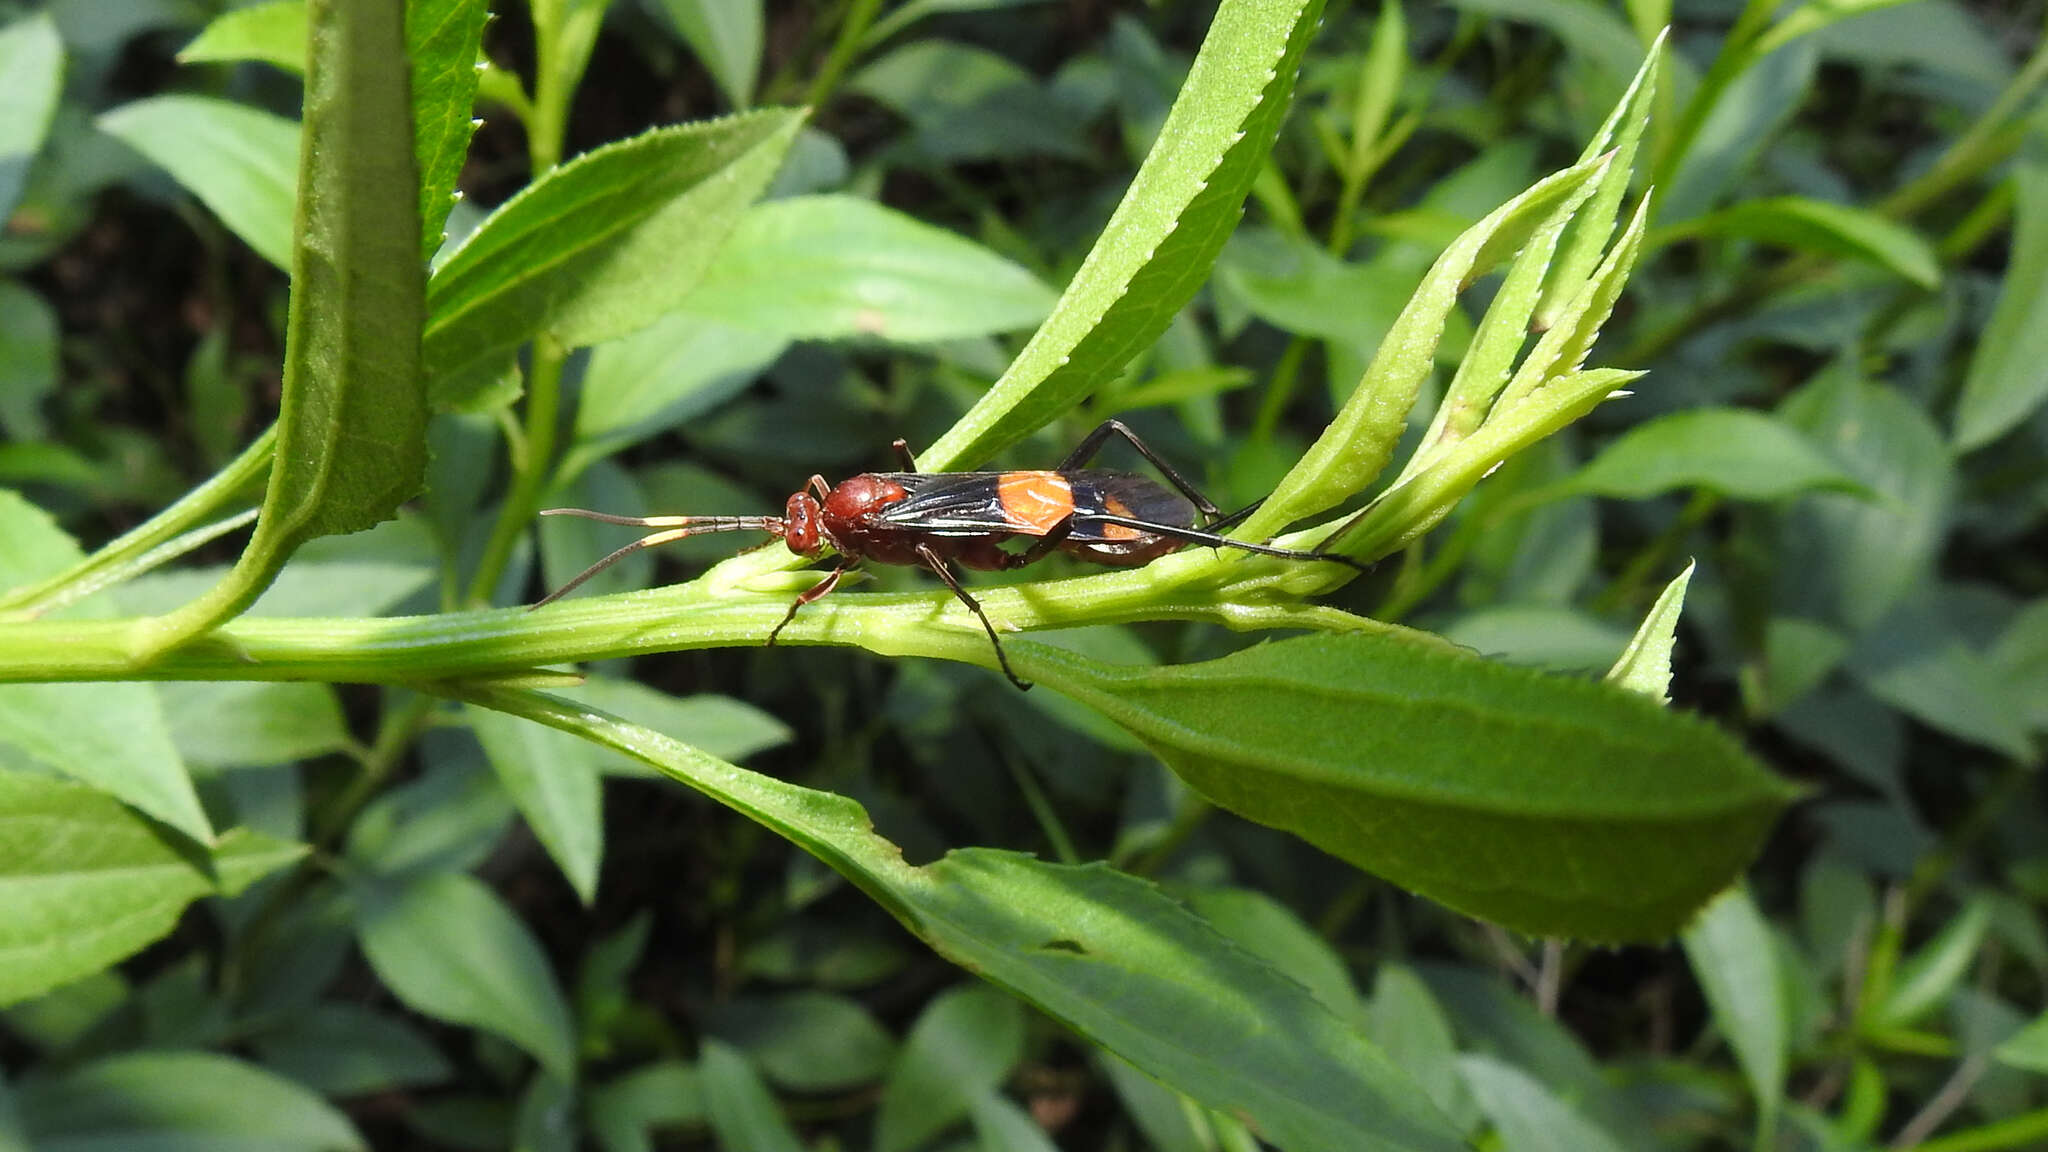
[{"xmin": 0, "ymin": 0, "xmax": 2044, "ymax": 1149}]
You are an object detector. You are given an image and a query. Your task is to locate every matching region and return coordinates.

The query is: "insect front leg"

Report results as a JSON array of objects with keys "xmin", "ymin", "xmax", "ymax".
[{"xmin": 767, "ymin": 563, "xmax": 852, "ymax": 646}]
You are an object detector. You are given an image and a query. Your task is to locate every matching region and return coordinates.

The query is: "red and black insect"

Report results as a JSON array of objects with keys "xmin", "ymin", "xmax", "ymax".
[{"xmin": 535, "ymin": 420, "xmax": 1366, "ymax": 688}]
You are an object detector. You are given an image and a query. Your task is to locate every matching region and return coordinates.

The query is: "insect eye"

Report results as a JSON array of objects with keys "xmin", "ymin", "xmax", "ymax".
[{"xmin": 784, "ymin": 494, "xmax": 821, "ymax": 555}]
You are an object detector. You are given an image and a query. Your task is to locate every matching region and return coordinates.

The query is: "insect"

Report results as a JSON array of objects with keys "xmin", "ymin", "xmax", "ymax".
[{"xmin": 535, "ymin": 420, "xmax": 1367, "ymax": 689}]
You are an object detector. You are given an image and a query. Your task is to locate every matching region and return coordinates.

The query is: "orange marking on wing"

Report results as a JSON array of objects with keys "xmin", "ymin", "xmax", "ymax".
[
  {"xmin": 997, "ymin": 472, "xmax": 1075, "ymax": 535},
  {"xmin": 1098, "ymin": 494, "xmax": 1142, "ymax": 540}
]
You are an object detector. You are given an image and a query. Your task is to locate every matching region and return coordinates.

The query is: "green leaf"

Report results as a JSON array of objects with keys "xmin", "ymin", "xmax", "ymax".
[
  {"xmin": 562, "ymin": 678, "xmax": 791, "ymax": 772},
  {"xmin": 252, "ymin": 1003, "xmax": 452, "ymax": 1097},
  {"xmin": 1559, "ymin": 409, "xmax": 1868, "ymax": 501},
  {"xmin": 969, "ymin": 1095, "xmax": 1061, "ymax": 1152},
  {"xmin": 569, "ymin": 312, "xmax": 787, "ymax": 462},
  {"xmin": 588, "ymin": 1062, "xmax": 703, "ymax": 1152},
  {"xmin": 352, "ymin": 869, "xmax": 577, "ymax": 1080},
  {"xmin": 513, "ymin": 1073, "xmax": 577, "ymax": 1152},
  {"xmin": 1955, "ymin": 155, "xmax": 2048, "ymax": 449},
  {"xmin": 180, "ymin": 0, "xmax": 306, "ymax": 73},
  {"xmin": 136, "ymin": 0, "xmax": 428, "ymax": 656},
  {"xmin": 1876, "ymin": 897, "xmax": 1993, "ymax": 1028},
  {"xmin": 1250, "ymin": 154, "xmax": 1613, "ymax": 538},
  {"xmin": 1458, "ymin": 1055, "xmax": 1630, "ymax": 1152},
  {"xmin": 406, "ymin": 0, "xmax": 489, "ymax": 262},
  {"xmin": 1994, "ymin": 1010, "xmax": 2048, "ymax": 1075},
  {"xmin": 1367, "ymin": 966, "xmax": 1466, "ymax": 1123},
  {"xmin": 461, "ymin": 685, "xmax": 1469, "ymax": 1152},
  {"xmin": 672, "ymin": 195, "xmax": 1057, "ymax": 343},
  {"xmin": 250, "ymin": 0, "xmax": 425, "ymax": 546},
  {"xmin": 1041, "ymin": 632, "xmax": 1799, "ymax": 941},
  {"xmin": 1183, "ymin": 886, "xmax": 1365, "ymax": 1026},
  {"xmin": 0, "ymin": 281, "xmax": 57, "ymax": 441},
  {"xmin": 466, "ymin": 705, "xmax": 604, "ymax": 902},
  {"xmin": 1663, "ymin": 196, "xmax": 1941, "ymax": 289},
  {"xmin": 875, "ymin": 985, "xmax": 1024, "ymax": 1152},
  {"xmin": 651, "ymin": 0, "xmax": 761, "ymax": 108},
  {"xmin": 705, "ymin": 991, "xmax": 895, "ymax": 1092},
  {"xmin": 699, "ymin": 1041, "xmax": 806, "ymax": 1152},
  {"xmin": 1777, "ymin": 368, "xmax": 1954, "ymax": 631},
  {"xmin": 177, "ymin": 0, "xmax": 485, "ymax": 264},
  {"xmin": 0, "ymin": 492, "xmax": 211, "ymax": 841},
  {"xmin": 1846, "ymin": 583, "xmax": 2035, "ymax": 761},
  {"xmin": 422, "ymin": 110, "xmax": 804, "ymax": 407},
  {"xmin": 849, "ymin": 40, "xmax": 1093, "ymax": 163},
  {"xmin": 1989, "ymin": 597, "xmax": 2048, "ymax": 734},
  {"xmin": 15, "ymin": 1051, "xmax": 363, "ymax": 1152},
  {"xmin": 920, "ymin": 0, "xmax": 1329, "ymax": 471},
  {"xmin": 1606, "ymin": 561, "xmax": 1694, "ymax": 702},
  {"xmin": 1681, "ymin": 885, "xmax": 1787, "ymax": 1142},
  {"xmin": 160, "ymin": 681, "xmax": 353, "ymax": 769},
  {"xmin": 95, "ymin": 96, "xmax": 298, "ymax": 269},
  {"xmin": 0, "ymin": 767, "xmax": 303, "ymax": 1007},
  {"xmin": 0, "ymin": 13, "xmax": 64, "ymax": 224},
  {"xmin": 1439, "ymin": 0, "xmax": 1645, "ymax": 91}
]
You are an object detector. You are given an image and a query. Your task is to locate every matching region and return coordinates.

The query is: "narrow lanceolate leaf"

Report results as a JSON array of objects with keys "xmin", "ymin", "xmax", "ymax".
[
  {"xmin": 1559, "ymin": 408, "xmax": 1868, "ymax": 501},
  {"xmin": 0, "ymin": 12, "xmax": 65, "ymax": 223},
  {"xmin": 180, "ymin": 0, "xmax": 307, "ymax": 72},
  {"xmin": 177, "ymin": 0, "xmax": 487, "ymax": 263},
  {"xmin": 244, "ymin": 0, "xmax": 426, "ymax": 551},
  {"xmin": 96, "ymin": 96, "xmax": 299, "ymax": 269},
  {"xmin": 1040, "ymin": 632, "xmax": 1801, "ymax": 941},
  {"xmin": 1664, "ymin": 196, "xmax": 1941, "ymax": 289},
  {"xmin": 1537, "ymin": 34, "xmax": 1661, "ymax": 328},
  {"xmin": 921, "ymin": 0, "xmax": 1329, "ymax": 472},
  {"xmin": 1956, "ymin": 157, "xmax": 2048, "ymax": 450},
  {"xmin": 14, "ymin": 1051, "xmax": 363, "ymax": 1152},
  {"xmin": 1246, "ymin": 155, "xmax": 1610, "ymax": 539},
  {"xmin": 1681, "ymin": 885, "xmax": 1786, "ymax": 1143},
  {"xmin": 673, "ymin": 195, "xmax": 1057, "ymax": 342},
  {"xmin": 406, "ymin": 0, "xmax": 490, "ymax": 262},
  {"xmin": 460, "ymin": 685, "xmax": 1469, "ymax": 1152},
  {"xmin": 1607, "ymin": 561, "xmax": 1695, "ymax": 702},
  {"xmin": 466, "ymin": 705, "xmax": 604, "ymax": 903},
  {"xmin": 423, "ymin": 110, "xmax": 803, "ymax": 408},
  {"xmin": 0, "ymin": 768, "xmax": 304, "ymax": 1007},
  {"xmin": 652, "ymin": 0, "xmax": 762, "ymax": 109},
  {"xmin": 353, "ymin": 870, "xmax": 577, "ymax": 1081}
]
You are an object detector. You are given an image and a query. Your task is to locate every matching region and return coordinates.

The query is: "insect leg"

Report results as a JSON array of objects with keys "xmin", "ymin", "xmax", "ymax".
[
  {"xmin": 891, "ymin": 439, "xmax": 918, "ymax": 471},
  {"xmin": 767, "ymin": 563, "xmax": 852, "ymax": 646},
  {"xmin": 1058, "ymin": 419, "xmax": 1223, "ymax": 520},
  {"xmin": 914, "ymin": 542, "xmax": 1029, "ymax": 690},
  {"xmin": 1082, "ymin": 513, "xmax": 1372, "ymax": 574},
  {"xmin": 1005, "ymin": 512, "xmax": 1077, "ymax": 569}
]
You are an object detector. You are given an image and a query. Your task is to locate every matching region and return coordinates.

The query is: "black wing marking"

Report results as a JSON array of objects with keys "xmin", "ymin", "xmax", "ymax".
[{"xmin": 870, "ymin": 472, "xmax": 1016, "ymax": 534}]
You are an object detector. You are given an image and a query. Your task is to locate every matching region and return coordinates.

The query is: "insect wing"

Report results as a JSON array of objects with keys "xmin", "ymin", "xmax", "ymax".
[
  {"xmin": 1064, "ymin": 470, "xmax": 1196, "ymax": 543},
  {"xmin": 869, "ymin": 472, "xmax": 1019, "ymax": 534}
]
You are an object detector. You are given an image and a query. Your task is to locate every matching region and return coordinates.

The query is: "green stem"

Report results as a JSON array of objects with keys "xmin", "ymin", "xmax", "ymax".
[
  {"xmin": 0, "ymin": 550, "xmax": 1433, "ymax": 685},
  {"xmin": 1250, "ymin": 338, "xmax": 1312, "ymax": 444},
  {"xmin": 1646, "ymin": 0, "xmax": 1777, "ymax": 198},
  {"xmin": 1913, "ymin": 1108, "xmax": 2048, "ymax": 1152},
  {"xmin": 466, "ymin": 335, "xmax": 566, "ymax": 607},
  {"xmin": 1880, "ymin": 37, "xmax": 2048, "ymax": 221},
  {"xmin": 0, "ymin": 426, "xmax": 274, "ymax": 617},
  {"xmin": 1592, "ymin": 490, "xmax": 1720, "ymax": 615},
  {"xmin": 803, "ymin": 0, "xmax": 884, "ymax": 110}
]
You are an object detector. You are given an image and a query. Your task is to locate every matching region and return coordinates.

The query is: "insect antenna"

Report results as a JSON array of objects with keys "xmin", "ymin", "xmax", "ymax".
[{"xmin": 531, "ymin": 508, "xmax": 785, "ymax": 608}]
